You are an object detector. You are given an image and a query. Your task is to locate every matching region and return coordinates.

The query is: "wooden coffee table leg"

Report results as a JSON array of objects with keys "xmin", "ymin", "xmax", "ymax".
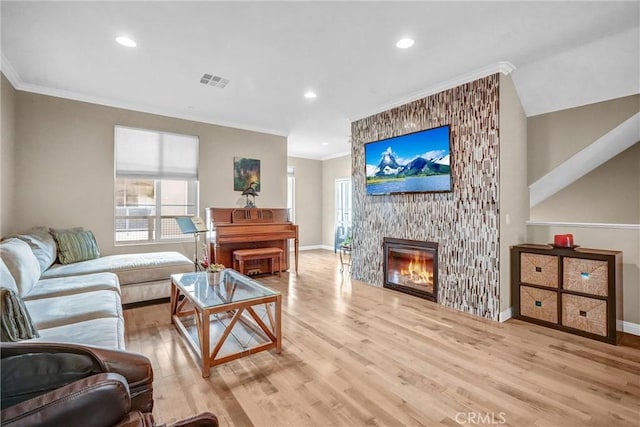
[
  {"xmin": 201, "ymin": 309, "xmax": 211, "ymax": 378},
  {"xmin": 275, "ymin": 294, "xmax": 282, "ymax": 353},
  {"xmin": 170, "ymin": 282, "xmax": 179, "ymax": 323}
]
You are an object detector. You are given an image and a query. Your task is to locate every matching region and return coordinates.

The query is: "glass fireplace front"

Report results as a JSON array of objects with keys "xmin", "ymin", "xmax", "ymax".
[{"xmin": 383, "ymin": 238, "xmax": 438, "ymax": 301}]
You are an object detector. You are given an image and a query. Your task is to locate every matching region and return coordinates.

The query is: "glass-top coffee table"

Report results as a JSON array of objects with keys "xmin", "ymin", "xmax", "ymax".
[{"xmin": 170, "ymin": 269, "xmax": 282, "ymax": 378}]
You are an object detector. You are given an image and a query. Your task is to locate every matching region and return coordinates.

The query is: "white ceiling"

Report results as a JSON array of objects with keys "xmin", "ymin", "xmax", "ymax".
[{"xmin": 2, "ymin": 1, "xmax": 638, "ymax": 160}]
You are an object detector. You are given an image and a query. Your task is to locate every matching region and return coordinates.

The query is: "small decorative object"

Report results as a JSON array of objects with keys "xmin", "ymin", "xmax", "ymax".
[
  {"xmin": 241, "ymin": 182, "xmax": 259, "ymax": 208},
  {"xmin": 553, "ymin": 234, "xmax": 574, "ymax": 248},
  {"xmin": 208, "ymin": 263, "xmax": 226, "ymax": 273},
  {"xmin": 234, "ymin": 157, "xmax": 260, "ymax": 192},
  {"xmin": 207, "ymin": 263, "xmax": 226, "ymax": 284}
]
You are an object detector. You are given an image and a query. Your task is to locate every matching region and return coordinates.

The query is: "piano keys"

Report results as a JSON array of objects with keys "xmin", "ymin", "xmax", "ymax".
[{"xmin": 205, "ymin": 208, "xmax": 298, "ymax": 274}]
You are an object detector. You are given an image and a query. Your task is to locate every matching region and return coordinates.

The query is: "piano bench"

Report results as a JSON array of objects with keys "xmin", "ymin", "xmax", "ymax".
[{"xmin": 233, "ymin": 248, "xmax": 283, "ymax": 277}]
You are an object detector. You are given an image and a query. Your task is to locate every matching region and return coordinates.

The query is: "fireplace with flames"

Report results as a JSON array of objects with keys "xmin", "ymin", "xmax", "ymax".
[{"xmin": 383, "ymin": 238, "xmax": 438, "ymax": 302}]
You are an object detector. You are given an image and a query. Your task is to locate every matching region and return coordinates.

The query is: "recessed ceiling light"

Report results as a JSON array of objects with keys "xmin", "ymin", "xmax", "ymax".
[
  {"xmin": 304, "ymin": 91, "xmax": 317, "ymax": 99},
  {"xmin": 396, "ymin": 38, "xmax": 414, "ymax": 49},
  {"xmin": 321, "ymin": 142, "xmax": 329, "ymax": 146},
  {"xmin": 116, "ymin": 36, "xmax": 137, "ymax": 47}
]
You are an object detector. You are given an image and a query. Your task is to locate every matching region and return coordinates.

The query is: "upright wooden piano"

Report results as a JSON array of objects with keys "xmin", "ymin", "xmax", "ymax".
[{"xmin": 206, "ymin": 208, "xmax": 298, "ymax": 274}]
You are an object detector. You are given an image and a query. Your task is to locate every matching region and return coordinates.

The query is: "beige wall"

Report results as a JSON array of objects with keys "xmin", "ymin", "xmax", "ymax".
[
  {"xmin": 499, "ymin": 74, "xmax": 529, "ymax": 314},
  {"xmin": 1, "ymin": 74, "xmax": 17, "ymax": 237},
  {"xmin": 531, "ymin": 143, "xmax": 639, "ymax": 223},
  {"xmin": 527, "ymin": 94, "xmax": 639, "ymax": 183},
  {"xmin": 322, "ymin": 155, "xmax": 351, "ymax": 249},
  {"xmin": 526, "ymin": 95, "xmax": 640, "ymax": 325},
  {"xmin": 287, "ymin": 156, "xmax": 322, "ymax": 248},
  {"xmin": 13, "ymin": 91, "xmax": 287, "ymax": 257}
]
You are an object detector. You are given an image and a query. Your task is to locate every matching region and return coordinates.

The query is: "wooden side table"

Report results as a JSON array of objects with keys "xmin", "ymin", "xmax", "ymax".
[{"xmin": 511, "ymin": 244, "xmax": 623, "ymax": 344}]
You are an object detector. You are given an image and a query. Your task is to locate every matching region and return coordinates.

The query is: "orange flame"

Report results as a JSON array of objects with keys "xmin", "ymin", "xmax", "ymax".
[{"xmin": 400, "ymin": 253, "xmax": 433, "ymax": 285}]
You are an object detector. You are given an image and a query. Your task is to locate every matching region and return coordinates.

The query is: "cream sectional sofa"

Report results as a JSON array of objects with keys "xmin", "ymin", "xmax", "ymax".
[
  {"xmin": 41, "ymin": 251, "xmax": 194, "ymax": 304},
  {"xmin": 0, "ymin": 227, "xmax": 193, "ymax": 348}
]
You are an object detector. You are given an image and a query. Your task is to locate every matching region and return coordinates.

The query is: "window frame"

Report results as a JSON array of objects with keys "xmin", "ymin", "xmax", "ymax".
[
  {"xmin": 287, "ymin": 166, "xmax": 295, "ymax": 223},
  {"xmin": 114, "ymin": 126, "xmax": 199, "ymax": 245}
]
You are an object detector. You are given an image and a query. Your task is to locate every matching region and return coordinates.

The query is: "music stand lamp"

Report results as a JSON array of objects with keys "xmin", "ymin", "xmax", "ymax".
[{"xmin": 176, "ymin": 217, "xmax": 207, "ymax": 272}]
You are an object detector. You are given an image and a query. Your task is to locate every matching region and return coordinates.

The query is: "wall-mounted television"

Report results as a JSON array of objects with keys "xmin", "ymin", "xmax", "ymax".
[{"xmin": 364, "ymin": 125, "xmax": 452, "ymax": 195}]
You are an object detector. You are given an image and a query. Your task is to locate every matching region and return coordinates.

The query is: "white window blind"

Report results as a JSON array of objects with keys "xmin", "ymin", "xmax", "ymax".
[{"xmin": 115, "ymin": 126, "xmax": 199, "ymax": 180}]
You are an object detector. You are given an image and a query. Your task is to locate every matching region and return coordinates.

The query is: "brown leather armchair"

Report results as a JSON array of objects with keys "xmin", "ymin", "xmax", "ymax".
[{"xmin": 0, "ymin": 342, "xmax": 218, "ymax": 427}]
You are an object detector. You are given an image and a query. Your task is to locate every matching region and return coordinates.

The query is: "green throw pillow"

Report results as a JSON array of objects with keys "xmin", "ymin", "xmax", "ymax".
[
  {"xmin": 0, "ymin": 287, "xmax": 39, "ymax": 342},
  {"xmin": 53, "ymin": 230, "xmax": 100, "ymax": 265}
]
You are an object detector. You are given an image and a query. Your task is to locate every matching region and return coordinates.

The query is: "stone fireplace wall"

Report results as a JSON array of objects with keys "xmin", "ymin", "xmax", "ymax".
[{"xmin": 351, "ymin": 74, "xmax": 500, "ymax": 319}]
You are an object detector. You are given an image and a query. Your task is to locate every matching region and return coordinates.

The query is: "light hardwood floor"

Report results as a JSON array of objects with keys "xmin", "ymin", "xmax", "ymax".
[{"xmin": 124, "ymin": 250, "xmax": 640, "ymax": 427}]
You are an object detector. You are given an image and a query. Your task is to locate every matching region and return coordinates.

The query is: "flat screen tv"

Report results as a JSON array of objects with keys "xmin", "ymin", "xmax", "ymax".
[{"xmin": 365, "ymin": 125, "xmax": 452, "ymax": 195}]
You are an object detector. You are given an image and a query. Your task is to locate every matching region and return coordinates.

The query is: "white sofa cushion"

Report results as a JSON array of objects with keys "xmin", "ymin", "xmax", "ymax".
[
  {"xmin": 25, "ymin": 290, "xmax": 122, "ymax": 330},
  {"xmin": 22, "ymin": 273, "xmax": 120, "ymax": 301},
  {"xmin": 0, "ymin": 238, "xmax": 40, "ymax": 297},
  {"xmin": 41, "ymin": 251, "xmax": 193, "ymax": 285},
  {"xmin": 0, "ymin": 258, "xmax": 19, "ymax": 294},
  {"xmin": 35, "ymin": 317, "xmax": 125, "ymax": 350},
  {"xmin": 14, "ymin": 227, "xmax": 58, "ymax": 272}
]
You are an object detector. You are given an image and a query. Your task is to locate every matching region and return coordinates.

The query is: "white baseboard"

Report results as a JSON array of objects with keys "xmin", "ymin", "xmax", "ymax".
[
  {"xmin": 622, "ymin": 321, "xmax": 640, "ymax": 336},
  {"xmin": 499, "ymin": 307, "xmax": 513, "ymax": 322},
  {"xmin": 297, "ymin": 245, "xmax": 327, "ymax": 251},
  {"xmin": 290, "ymin": 245, "xmax": 344, "ymax": 252}
]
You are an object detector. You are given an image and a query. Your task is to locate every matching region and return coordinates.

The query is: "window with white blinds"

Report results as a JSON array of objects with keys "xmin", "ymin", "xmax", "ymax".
[
  {"xmin": 114, "ymin": 126, "xmax": 199, "ymax": 243},
  {"xmin": 115, "ymin": 126, "xmax": 198, "ymax": 180}
]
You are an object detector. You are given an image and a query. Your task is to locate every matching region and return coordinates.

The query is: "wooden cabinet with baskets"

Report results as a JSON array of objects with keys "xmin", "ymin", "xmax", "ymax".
[{"xmin": 511, "ymin": 244, "xmax": 623, "ymax": 344}]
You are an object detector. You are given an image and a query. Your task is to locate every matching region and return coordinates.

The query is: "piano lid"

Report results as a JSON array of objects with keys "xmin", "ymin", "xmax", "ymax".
[{"xmin": 207, "ymin": 208, "xmax": 292, "ymax": 225}]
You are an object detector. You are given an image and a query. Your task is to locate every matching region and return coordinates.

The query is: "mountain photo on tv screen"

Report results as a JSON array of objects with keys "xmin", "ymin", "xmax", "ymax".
[{"xmin": 364, "ymin": 125, "xmax": 452, "ymax": 195}]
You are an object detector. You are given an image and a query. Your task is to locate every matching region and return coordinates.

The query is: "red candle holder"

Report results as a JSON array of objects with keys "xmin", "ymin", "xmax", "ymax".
[{"xmin": 553, "ymin": 234, "xmax": 574, "ymax": 247}]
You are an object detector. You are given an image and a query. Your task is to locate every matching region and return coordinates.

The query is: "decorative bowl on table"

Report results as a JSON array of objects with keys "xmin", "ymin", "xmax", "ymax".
[{"xmin": 207, "ymin": 264, "xmax": 226, "ymax": 283}]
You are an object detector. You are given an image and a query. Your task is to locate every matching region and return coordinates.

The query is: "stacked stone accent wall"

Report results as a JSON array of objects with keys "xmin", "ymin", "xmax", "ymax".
[{"xmin": 351, "ymin": 74, "xmax": 500, "ymax": 319}]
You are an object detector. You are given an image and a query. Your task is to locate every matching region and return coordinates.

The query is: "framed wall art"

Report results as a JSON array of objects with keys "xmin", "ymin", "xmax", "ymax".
[{"xmin": 234, "ymin": 157, "xmax": 260, "ymax": 192}]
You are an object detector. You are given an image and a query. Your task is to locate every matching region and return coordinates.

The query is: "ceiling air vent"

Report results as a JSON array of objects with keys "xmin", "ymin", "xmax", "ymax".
[{"xmin": 200, "ymin": 73, "xmax": 230, "ymax": 88}]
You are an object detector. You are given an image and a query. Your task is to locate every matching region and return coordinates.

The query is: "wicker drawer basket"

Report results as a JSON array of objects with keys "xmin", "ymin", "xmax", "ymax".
[
  {"xmin": 563, "ymin": 258, "xmax": 608, "ymax": 296},
  {"xmin": 520, "ymin": 253, "xmax": 558, "ymax": 288},
  {"xmin": 512, "ymin": 245, "xmax": 622, "ymax": 344},
  {"xmin": 520, "ymin": 286, "xmax": 558, "ymax": 324},
  {"xmin": 562, "ymin": 294, "xmax": 607, "ymax": 336}
]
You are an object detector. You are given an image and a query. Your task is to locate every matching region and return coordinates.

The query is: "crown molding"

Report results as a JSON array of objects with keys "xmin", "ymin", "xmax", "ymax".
[
  {"xmin": 0, "ymin": 54, "xmax": 22, "ymax": 88},
  {"xmin": 1, "ymin": 55, "xmax": 287, "ymax": 137},
  {"xmin": 350, "ymin": 61, "xmax": 516, "ymax": 122},
  {"xmin": 2, "ymin": 55, "xmax": 516, "ymax": 160},
  {"xmin": 287, "ymin": 149, "xmax": 351, "ymax": 161},
  {"xmin": 287, "ymin": 152, "xmax": 324, "ymax": 161},
  {"xmin": 20, "ymin": 81, "xmax": 288, "ymax": 137},
  {"xmin": 321, "ymin": 150, "xmax": 351, "ymax": 161}
]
